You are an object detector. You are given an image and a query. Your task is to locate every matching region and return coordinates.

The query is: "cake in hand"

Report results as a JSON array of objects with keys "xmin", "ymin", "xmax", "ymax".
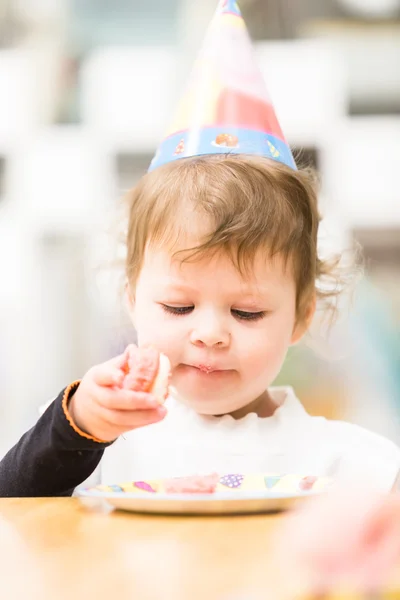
[{"xmin": 123, "ymin": 345, "xmax": 171, "ymax": 404}]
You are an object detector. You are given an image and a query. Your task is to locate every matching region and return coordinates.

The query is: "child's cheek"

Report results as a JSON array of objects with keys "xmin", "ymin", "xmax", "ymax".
[
  {"xmin": 136, "ymin": 315, "xmax": 184, "ymax": 368},
  {"xmin": 240, "ymin": 327, "xmax": 289, "ymax": 379}
]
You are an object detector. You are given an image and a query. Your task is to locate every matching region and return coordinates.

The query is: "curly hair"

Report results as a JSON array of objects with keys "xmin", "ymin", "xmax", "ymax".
[{"xmin": 124, "ymin": 154, "xmax": 359, "ymax": 325}]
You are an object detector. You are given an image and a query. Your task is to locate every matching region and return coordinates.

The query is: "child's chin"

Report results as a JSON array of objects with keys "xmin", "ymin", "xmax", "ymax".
[
  {"xmin": 192, "ymin": 402, "xmax": 230, "ymax": 416},
  {"xmin": 176, "ymin": 392, "xmax": 243, "ymax": 416}
]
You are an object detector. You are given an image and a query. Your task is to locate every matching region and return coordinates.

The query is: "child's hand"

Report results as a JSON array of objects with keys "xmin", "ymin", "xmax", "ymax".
[
  {"xmin": 274, "ymin": 486, "xmax": 400, "ymax": 595},
  {"xmin": 68, "ymin": 346, "xmax": 167, "ymax": 442}
]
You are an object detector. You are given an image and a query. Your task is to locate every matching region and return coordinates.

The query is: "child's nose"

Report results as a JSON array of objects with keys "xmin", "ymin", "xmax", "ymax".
[{"xmin": 190, "ymin": 314, "xmax": 230, "ymax": 348}]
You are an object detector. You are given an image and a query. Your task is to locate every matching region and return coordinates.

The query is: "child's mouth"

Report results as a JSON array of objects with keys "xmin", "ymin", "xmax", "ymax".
[
  {"xmin": 179, "ymin": 364, "xmax": 233, "ymax": 378},
  {"xmin": 179, "ymin": 364, "xmax": 234, "ymax": 383},
  {"xmin": 197, "ymin": 364, "xmax": 215, "ymax": 374},
  {"xmin": 191, "ymin": 364, "xmax": 232, "ymax": 376}
]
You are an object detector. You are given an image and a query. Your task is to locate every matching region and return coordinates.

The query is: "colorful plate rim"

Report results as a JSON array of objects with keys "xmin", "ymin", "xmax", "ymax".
[{"xmin": 77, "ymin": 488, "xmax": 322, "ymax": 502}]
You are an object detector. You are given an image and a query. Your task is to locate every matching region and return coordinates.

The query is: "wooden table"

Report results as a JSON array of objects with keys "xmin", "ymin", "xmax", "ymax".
[{"xmin": 0, "ymin": 498, "xmax": 287, "ymax": 600}]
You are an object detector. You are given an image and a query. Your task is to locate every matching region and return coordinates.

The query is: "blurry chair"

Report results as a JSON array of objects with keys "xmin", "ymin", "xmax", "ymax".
[
  {"xmin": 311, "ymin": 118, "xmax": 400, "ymax": 441},
  {"xmin": 0, "ymin": 50, "xmax": 42, "ymax": 453},
  {"xmin": 301, "ymin": 20, "xmax": 400, "ymax": 115},
  {"xmin": 6, "ymin": 125, "xmax": 115, "ymax": 228},
  {"xmin": 79, "ymin": 47, "xmax": 177, "ymax": 153},
  {"xmin": 326, "ymin": 117, "xmax": 400, "ymax": 228},
  {"xmin": 0, "ymin": 50, "xmax": 40, "ymax": 152},
  {"xmin": 2, "ymin": 127, "xmax": 117, "ymax": 450},
  {"xmin": 255, "ymin": 39, "xmax": 348, "ymax": 151}
]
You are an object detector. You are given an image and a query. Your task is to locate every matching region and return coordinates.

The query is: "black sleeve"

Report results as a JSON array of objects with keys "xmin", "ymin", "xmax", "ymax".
[{"xmin": 0, "ymin": 382, "xmax": 112, "ymax": 497}]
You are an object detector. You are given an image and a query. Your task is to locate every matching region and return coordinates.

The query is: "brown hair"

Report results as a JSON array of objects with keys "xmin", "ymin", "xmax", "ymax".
[{"xmin": 124, "ymin": 154, "xmax": 356, "ymax": 324}]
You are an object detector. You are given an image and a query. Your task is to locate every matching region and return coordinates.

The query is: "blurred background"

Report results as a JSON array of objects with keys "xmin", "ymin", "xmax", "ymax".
[{"xmin": 0, "ymin": 0, "xmax": 400, "ymax": 456}]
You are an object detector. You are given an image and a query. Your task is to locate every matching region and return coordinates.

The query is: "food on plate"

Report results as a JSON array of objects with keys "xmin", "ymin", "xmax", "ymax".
[{"xmin": 164, "ymin": 473, "xmax": 220, "ymax": 494}]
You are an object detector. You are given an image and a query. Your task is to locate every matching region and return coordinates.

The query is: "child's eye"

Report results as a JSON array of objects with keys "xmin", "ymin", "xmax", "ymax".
[
  {"xmin": 161, "ymin": 305, "xmax": 194, "ymax": 316},
  {"xmin": 232, "ymin": 309, "xmax": 266, "ymax": 321}
]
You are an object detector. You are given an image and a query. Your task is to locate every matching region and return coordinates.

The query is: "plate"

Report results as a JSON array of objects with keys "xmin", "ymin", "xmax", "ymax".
[{"xmin": 78, "ymin": 473, "xmax": 332, "ymax": 515}]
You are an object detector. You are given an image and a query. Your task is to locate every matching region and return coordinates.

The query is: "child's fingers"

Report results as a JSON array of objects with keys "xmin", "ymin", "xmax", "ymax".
[
  {"xmin": 96, "ymin": 387, "xmax": 160, "ymax": 411},
  {"xmin": 99, "ymin": 406, "xmax": 167, "ymax": 431},
  {"xmin": 124, "ymin": 343, "xmax": 137, "ymax": 357},
  {"xmin": 90, "ymin": 358, "xmax": 126, "ymax": 387}
]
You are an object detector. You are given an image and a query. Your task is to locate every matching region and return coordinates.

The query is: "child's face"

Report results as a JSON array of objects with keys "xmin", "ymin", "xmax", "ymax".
[{"xmin": 130, "ymin": 247, "xmax": 307, "ymax": 416}]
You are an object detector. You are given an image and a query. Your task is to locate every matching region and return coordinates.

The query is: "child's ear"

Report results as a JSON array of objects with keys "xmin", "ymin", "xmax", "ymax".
[
  {"xmin": 125, "ymin": 281, "xmax": 136, "ymax": 325},
  {"xmin": 291, "ymin": 294, "xmax": 316, "ymax": 345}
]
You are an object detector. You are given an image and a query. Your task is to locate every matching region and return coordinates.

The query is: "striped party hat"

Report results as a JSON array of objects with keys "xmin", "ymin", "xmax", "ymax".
[{"xmin": 149, "ymin": 0, "xmax": 296, "ymax": 171}]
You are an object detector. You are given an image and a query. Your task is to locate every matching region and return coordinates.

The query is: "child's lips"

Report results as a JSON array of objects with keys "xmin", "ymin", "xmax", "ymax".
[
  {"xmin": 197, "ymin": 364, "xmax": 217, "ymax": 374},
  {"xmin": 185, "ymin": 364, "xmax": 232, "ymax": 375}
]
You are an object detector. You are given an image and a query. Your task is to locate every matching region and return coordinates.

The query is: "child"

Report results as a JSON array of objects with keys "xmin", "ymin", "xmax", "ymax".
[{"xmin": 0, "ymin": 0, "xmax": 399, "ymax": 499}]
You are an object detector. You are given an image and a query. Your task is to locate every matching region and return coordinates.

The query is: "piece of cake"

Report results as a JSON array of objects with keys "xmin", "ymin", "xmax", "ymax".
[
  {"xmin": 123, "ymin": 345, "xmax": 171, "ymax": 404},
  {"xmin": 164, "ymin": 473, "xmax": 220, "ymax": 494}
]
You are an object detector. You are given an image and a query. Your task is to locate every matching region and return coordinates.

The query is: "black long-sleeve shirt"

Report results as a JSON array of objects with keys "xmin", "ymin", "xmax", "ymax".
[{"xmin": 0, "ymin": 383, "xmax": 110, "ymax": 497}]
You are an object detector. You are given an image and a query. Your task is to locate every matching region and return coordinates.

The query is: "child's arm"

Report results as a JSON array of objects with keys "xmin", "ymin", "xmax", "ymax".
[
  {"xmin": 0, "ymin": 346, "xmax": 168, "ymax": 497},
  {"xmin": 0, "ymin": 382, "xmax": 111, "ymax": 497}
]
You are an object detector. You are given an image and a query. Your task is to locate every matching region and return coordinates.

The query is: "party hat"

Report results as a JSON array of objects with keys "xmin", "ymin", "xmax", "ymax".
[{"xmin": 149, "ymin": 0, "xmax": 296, "ymax": 172}]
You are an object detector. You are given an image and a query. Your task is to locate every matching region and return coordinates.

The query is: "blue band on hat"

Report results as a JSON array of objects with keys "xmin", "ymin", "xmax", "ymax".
[{"xmin": 149, "ymin": 127, "xmax": 296, "ymax": 172}]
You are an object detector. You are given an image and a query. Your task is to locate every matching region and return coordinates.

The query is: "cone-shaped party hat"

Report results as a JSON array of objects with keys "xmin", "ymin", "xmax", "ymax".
[{"xmin": 149, "ymin": 0, "xmax": 296, "ymax": 171}]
